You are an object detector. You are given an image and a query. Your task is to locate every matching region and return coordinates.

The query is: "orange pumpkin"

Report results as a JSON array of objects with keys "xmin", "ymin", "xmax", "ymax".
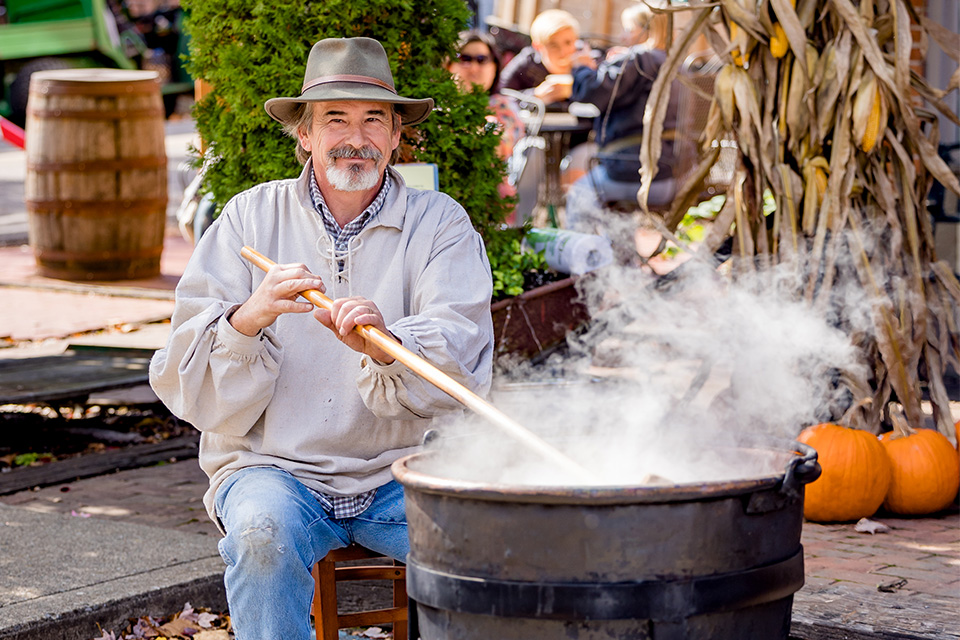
[
  {"xmin": 881, "ymin": 425, "xmax": 960, "ymax": 515},
  {"xmin": 797, "ymin": 423, "xmax": 892, "ymax": 523}
]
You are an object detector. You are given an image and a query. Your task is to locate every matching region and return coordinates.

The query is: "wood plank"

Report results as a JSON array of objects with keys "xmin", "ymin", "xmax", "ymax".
[
  {"xmin": 0, "ymin": 433, "xmax": 198, "ymax": 495},
  {"xmin": 791, "ymin": 586, "xmax": 960, "ymax": 640},
  {"xmin": 0, "ymin": 345, "xmax": 155, "ymax": 404}
]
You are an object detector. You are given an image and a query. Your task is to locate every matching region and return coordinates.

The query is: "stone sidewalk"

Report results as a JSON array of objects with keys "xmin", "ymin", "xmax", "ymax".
[{"xmin": 0, "ymin": 459, "xmax": 217, "ymax": 539}]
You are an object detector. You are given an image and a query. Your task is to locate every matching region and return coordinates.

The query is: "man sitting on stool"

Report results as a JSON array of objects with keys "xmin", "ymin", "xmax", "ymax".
[{"xmin": 149, "ymin": 37, "xmax": 494, "ymax": 640}]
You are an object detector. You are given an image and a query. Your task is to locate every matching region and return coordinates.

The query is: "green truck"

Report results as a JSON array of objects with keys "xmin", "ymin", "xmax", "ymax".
[{"xmin": 0, "ymin": 0, "xmax": 191, "ymax": 126}]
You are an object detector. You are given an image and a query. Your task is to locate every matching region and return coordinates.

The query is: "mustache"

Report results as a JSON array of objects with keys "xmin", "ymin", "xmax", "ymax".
[{"xmin": 327, "ymin": 146, "xmax": 383, "ymax": 162}]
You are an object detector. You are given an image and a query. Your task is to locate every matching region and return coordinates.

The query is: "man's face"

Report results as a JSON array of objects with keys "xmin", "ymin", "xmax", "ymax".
[
  {"xmin": 535, "ymin": 27, "xmax": 578, "ymax": 74},
  {"xmin": 299, "ymin": 100, "xmax": 401, "ymax": 192}
]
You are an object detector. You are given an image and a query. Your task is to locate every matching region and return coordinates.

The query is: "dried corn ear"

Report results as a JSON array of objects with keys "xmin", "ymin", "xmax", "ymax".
[
  {"xmin": 771, "ymin": 23, "xmax": 789, "ymax": 58},
  {"xmin": 852, "ymin": 70, "xmax": 887, "ymax": 153}
]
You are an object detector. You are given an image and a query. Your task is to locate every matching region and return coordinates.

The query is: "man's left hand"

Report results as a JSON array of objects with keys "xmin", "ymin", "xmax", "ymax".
[{"xmin": 313, "ymin": 296, "xmax": 396, "ymax": 364}]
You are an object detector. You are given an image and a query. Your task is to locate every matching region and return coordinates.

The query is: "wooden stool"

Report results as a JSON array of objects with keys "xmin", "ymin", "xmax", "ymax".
[{"xmin": 311, "ymin": 544, "xmax": 408, "ymax": 640}]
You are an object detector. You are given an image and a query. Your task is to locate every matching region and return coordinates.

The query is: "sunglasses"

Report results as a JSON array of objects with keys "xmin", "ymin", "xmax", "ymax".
[{"xmin": 456, "ymin": 53, "xmax": 492, "ymax": 64}]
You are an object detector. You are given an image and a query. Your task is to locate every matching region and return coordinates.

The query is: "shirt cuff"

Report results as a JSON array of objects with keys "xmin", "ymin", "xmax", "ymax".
[
  {"xmin": 361, "ymin": 326, "xmax": 414, "ymax": 376},
  {"xmin": 215, "ymin": 304, "xmax": 265, "ymax": 356}
]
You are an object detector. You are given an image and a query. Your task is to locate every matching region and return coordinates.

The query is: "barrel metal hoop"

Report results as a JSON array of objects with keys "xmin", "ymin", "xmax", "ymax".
[
  {"xmin": 27, "ymin": 108, "xmax": 164, "ymax": 120},
  {"xmin": 36, "ymin": 246, "xmax": 163, "ymax": 262},
  {"xmin": 27, "ymin": 199, "xmax": 166, "ymax": 216},
  {"xmin": 27, "ymin": 157, "xmax": 167, "ymax": 172},
  {"xmin": 407, "ymin": 547, "xmax": 804, "ymax": 621},
  {"xmin": 34, "ymin": 82, "xmax": 160, "ymax": 97}
]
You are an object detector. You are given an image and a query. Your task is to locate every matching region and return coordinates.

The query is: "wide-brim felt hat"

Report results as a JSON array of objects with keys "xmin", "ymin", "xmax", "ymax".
[{"xmin": 265, "ymin": 37, "xmax": 434, "ymax": 127}]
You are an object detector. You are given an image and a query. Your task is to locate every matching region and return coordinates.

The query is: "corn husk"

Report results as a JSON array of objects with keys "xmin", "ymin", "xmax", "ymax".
[{"xmin": 638, "ymin": 0, "xmax": 960, "ymax": 437}]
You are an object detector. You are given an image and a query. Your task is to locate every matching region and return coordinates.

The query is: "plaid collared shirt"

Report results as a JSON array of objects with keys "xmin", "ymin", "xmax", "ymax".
[
  {"xmin": 307, "ymin": 164, "xmax": 390, "ymax": 518},
  {"xmin": 308, "ymin": 164, "xmax": 391, "ymax": 273},
  {"xmin": 312, "ymin": 488, "xmax": 378, "ymax": 520}
]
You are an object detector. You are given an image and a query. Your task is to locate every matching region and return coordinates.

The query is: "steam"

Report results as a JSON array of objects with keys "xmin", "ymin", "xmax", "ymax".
[{"xmin": 425, "ymin": 245, "xmax": 873, "ymax": 488}]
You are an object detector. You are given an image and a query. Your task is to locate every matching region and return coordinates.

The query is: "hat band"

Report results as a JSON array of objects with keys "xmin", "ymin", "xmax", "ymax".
[{"xmin": 301, "ymin": 74, "xmax": 397, "ymax": 95}]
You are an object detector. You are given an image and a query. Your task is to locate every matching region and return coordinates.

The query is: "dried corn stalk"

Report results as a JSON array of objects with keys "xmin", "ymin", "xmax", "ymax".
[{"xmin": 640, "ymin": 0, "xmax": 960, "ymax": 436}]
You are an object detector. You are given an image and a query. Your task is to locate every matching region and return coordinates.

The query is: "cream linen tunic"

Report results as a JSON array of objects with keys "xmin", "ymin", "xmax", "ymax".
[{"xmin": 149, "ymin": 165, "xmax": 494, "ymax": 526}]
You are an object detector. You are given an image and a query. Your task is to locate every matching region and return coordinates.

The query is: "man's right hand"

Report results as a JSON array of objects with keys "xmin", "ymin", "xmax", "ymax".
[{"xmin": 229, "ymin": 262, "xmax": 326, "ymax": 337}]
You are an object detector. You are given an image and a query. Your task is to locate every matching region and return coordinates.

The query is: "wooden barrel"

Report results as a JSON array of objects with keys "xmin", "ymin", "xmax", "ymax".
[{"xmin": 25, "ymin": 69, "xmax": 168, "ymax": 280}]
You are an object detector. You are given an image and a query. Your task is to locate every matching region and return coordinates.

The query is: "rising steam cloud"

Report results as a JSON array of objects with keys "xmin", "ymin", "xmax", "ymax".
[{"xmin": 428, "ymin": 247, "xmax": 873, "ymax": 488}]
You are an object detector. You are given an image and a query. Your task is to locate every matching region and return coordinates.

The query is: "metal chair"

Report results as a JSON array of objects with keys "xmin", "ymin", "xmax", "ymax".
[
  {"xmin": 672, "ymin": 53, "xmax": 736, "ymax": 201},
  {"xmin": 501, "ymin": 88, "xmax": 547, "ymax": 226},
  {"xmin": 312, "ymin": 544, "xmax": 409, "ymax": 640}
]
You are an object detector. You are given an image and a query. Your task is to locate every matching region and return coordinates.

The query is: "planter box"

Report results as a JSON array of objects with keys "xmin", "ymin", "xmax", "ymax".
[{"xmin": 491, "ymin": 276, "xmax": 590, "ymax": 359}]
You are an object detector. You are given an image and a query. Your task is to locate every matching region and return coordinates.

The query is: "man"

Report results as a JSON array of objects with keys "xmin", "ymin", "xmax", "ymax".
[
  {"xmin": 149, "ymin": 37, "xmax": 494, "ymax": 639},
  {"xmin": 497, "ymin": 9, "xmax": 597, "ymax": 106}
]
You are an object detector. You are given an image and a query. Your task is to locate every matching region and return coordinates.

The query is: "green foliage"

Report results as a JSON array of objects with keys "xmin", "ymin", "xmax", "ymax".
[
  {"xmin": 183, "ymin": 0, "xmax": 514, "ymax": 244},
  {"xmin": 13, "ymin": 452, "xmax": 52, "ymax": 466},
  {"xmin": 665, "ymin": 190, "xmax": 776, "ymax": 257},
  {"xmin": 485, "ymin": 228, "xmax": 548, "ymax": 298}
]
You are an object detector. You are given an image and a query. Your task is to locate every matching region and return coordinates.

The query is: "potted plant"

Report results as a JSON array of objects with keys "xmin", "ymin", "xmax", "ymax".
[{"xmin": 183, "ymin": 0, "xmax": 589, "ymax": 359}]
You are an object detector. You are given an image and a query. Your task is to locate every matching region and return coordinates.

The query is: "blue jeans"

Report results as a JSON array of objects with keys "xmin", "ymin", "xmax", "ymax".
[{"xmin": 214, "ymin": 466, "xmax": 409, "ymax": 640}]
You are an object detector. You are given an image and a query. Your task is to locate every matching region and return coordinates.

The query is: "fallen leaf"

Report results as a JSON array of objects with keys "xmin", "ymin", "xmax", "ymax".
[
  {"xmin": 192, "ymin": 631, "xmax": 230, "ymax": 640},
  {"xmin": 155, "ymin": 618, "xmax": 198, "ymax": 637},
  {"xmin": 196, "ymin": 613, "xmax": 218, "ymax": 629},
  {"xmin": 131, "ymin": 616, "xmax": 160, "ymax": 637},
  {"xmin": 854, "ymin": 518, "xmax": 890, "ymax": 534},
  {"xmin": 71, "ymin": 510, "xmax": 91, "ymax": 518}
]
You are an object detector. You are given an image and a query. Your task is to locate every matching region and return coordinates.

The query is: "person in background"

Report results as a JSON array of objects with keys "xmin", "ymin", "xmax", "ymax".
[
  {"xmin": 150, "ymin": 37, "xmax": 494, "ymax": 640},
  {"xmin": 497, "ymin": 9, "xmax": 597, "ymax": 108},
  {"xmin": 605, "ymin": 1, "xmax": 667, "ymax": 60},
  {"xmin": 564, "ymin": 0, "xmax": 678, "ymax": 232},
  {"xmin": 448, "ymin": 30, "xmax": 525, "ymax": 166}
]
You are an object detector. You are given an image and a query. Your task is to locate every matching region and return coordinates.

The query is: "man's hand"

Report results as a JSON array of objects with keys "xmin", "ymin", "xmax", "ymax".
[
  {"xmin": 313, "ymin": 296, "xmax": 396, "ymax": 364},
  {"xmin": 229, "ymin": 262, "xmax": 326, "ymax": 336}
]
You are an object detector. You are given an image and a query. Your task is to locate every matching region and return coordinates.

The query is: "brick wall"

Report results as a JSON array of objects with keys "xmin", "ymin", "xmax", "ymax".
[{"xmin": 909, "ymin": 0, "xmax": 927, "ymax": 83}]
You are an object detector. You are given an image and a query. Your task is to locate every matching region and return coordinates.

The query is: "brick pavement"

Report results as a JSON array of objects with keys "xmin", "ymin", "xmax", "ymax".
[
  {"xmin": 802, "ymin": 512, "xmax": 960, "ymax": 599},
  {"xmin": 793, "ymin": 509, "xmax": 959, "ymax": 639}
]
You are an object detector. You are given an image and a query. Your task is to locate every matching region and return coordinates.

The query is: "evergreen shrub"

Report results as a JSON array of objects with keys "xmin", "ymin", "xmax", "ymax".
[{"xmin": 183, "ymin": 0, "xmax": 544, "ymax": 298}]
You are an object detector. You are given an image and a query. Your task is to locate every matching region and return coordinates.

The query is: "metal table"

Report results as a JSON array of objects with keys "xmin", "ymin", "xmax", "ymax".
[{"xmin": 538, "ymin": 112, "xmax": 594, "ymax": 226}]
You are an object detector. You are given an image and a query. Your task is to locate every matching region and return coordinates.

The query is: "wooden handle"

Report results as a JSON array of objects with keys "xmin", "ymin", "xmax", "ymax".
[{"xmin": 240, "ymin": 246, "xmax": 597, "ymax": 483}]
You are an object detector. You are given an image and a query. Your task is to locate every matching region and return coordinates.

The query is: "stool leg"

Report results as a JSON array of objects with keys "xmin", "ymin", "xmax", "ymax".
[{"xmin": 312, "ymin": 560, "xmax": 339, "ymax": 640}]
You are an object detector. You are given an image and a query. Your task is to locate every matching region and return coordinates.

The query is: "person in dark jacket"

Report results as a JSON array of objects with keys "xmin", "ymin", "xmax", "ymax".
[{"xmin": 564, "ymin": 2, "xmax": 678, "ymax": 231}]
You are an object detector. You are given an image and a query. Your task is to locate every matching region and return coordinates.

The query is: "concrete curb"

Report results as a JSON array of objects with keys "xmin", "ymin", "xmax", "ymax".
[
  {"xmin": 0, "ymin": 504, "xmax": 224, "ymax": 640},
  {"xmin": 0, "ymin": 571, "xmax": 226, "ymax": 640}
]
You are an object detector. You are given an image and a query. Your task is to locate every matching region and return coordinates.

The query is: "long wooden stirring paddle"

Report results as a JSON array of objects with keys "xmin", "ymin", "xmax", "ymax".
[{"xmin": 240, "ymin": 246, "xmax": 597, "ymax": 483}]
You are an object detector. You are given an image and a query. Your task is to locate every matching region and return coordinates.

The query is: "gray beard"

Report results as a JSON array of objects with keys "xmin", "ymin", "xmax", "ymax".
[
  {"xmin": 325, "ymin": 146, "xmax": 383, "ymax": 192},
  {"xmin": 326, "ymin": 163, "xmax": 381, "ymax": 191}
]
